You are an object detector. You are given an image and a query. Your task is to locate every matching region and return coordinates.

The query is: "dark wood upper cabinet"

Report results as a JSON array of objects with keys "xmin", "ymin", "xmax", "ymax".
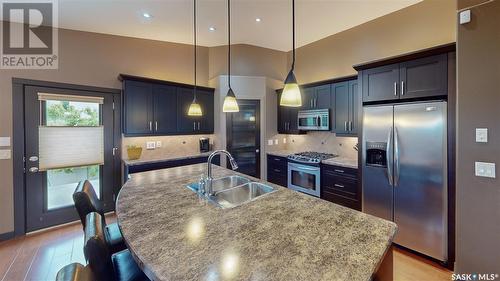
[
  {"xmin": 121, "ymin": 75, "xmax": 215, "ymax": 136},
  {"xmin": 123, "ymin": 80, "xmax": 154, "ymax": 135},
  {"xmin": 153, "ymin": 85, "xmax": 177, "ymax": 134},
  {"xmin": 332, "ymin": 81, "xmax": 349, "ymax": 135},
  {"xmin": 277, "ymin": 90, "xmax": 302, "ymax": 134},
  {"xmin": 348, "ymin": 80, "xmax": 359, "ymax": 135},
  {"xmin": 301, "ymin": 87, "xmax": 315, "ymax": 110},
  {"xmin": 400, "ymin": 54, "xmax": 448, "ymax": 99},
  {"xmin": 362, "ymin": 63, "xmax": 400, "ymax": 102},
  {"xmin": 315, "ymin": 84, "xmax": 332, "ymax": 109}
]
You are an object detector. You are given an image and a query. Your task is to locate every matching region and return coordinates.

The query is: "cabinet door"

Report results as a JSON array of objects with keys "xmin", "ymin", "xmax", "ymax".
[
  {"xmin": 177, "ymin": 87, "xmax": 199, "ymax": 133},
  {"xmin": 287, "ymin": 107, "xmax": 300, "ymax": 133},
  {"xmin": 277, "ymin": 91, "xmax": 288, "ymax": 133},
  {"xmin": 302, "ymin": 87, "xmax": 315, "ymax": 109},
  {"xmin": 315, "ymin": 84, "xmax": 331, "ymax": 109},
  {"xmin": 400, "ymin": 54, "xmax": 448, "ymax": 99},
  {"xmin": 153, "ymin": 85, "xmax": 177, "ymax": 134},
  {"xmin": 332, "ymin": 82, "xmax": 349, "ymax": 134},
  {"xmin": 348, "ymin": 80, "xmax": 359, "ymax": 135},
  {"xmin": 197, "ymin": 89, "xmax": 214, "ymax": 133},
  {"xmin": 123, "ymin": 80, "xmax": 153, "ymax": 135},
  {"xmin": 362, "ymin": 64, "xmax": 400, "ymax": 102}
]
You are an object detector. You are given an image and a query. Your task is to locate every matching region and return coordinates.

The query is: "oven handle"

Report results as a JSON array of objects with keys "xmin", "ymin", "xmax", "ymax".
[{"xmin": 288, "ymin": 162, "xmax": 320, "ymax": 171}]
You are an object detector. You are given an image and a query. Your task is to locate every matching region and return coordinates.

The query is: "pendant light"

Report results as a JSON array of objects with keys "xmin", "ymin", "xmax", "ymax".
[
  {"xmin": 188, "ymin": 0, "xmax": 203, "ymax": 116},
  {"xmin": 280, "ymin": 0, "xmax": 302, "ymax": 107},
  {"xmin": 222, "ymin": 0, "xmax": 239, "ymax": 112}
]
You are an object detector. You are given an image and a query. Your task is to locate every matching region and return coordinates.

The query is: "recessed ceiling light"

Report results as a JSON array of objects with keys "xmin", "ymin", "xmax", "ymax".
[
  {"xmin": 142, "ymin": 12, "xmax": 152, "ymax": 19},
  {"xmin": 209, "ymin": 27, "xmax": 216, "ymax": 32},
  {"xmin": 255, "ymin": 18, "xmax": 261, "ymax": 22}
]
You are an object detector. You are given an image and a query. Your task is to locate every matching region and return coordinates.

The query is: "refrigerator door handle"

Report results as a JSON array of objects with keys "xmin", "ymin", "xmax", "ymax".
[
  {"xmin": 394, "ymin": 127, "xmax": 400, "ymax": 187},
  {"xmin": 386, "ymin": 126, "xmax": 394, "ymax": 187}
]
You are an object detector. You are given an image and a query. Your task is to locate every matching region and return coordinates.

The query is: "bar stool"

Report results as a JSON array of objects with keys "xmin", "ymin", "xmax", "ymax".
[
  {"xmin": 73, "ymin": 180, "xmax": 126, "ymax": 254},
  {"xmin": 84, "ymin": 212, "xmax": 149, "ymax": 281}
]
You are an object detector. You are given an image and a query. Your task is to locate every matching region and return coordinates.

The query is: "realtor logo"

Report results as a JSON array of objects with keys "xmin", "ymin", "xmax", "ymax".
[{"xmin": 1, "ymin": 0, "xmax": 58, "ymax": 69}]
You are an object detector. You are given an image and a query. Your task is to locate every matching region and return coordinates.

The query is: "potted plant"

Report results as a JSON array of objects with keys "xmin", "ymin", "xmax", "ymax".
[{"xmin": 126, "ymin": 145, "xmax": 142, "ymax": 160}]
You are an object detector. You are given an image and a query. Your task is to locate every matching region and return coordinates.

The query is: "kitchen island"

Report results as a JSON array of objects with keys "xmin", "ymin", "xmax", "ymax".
[{"xmin": 116, "ymin": 163, "xmax": 397, "ymax": 281}]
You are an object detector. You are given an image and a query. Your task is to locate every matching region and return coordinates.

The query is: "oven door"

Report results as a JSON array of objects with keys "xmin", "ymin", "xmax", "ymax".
[{"xmin": 287, "ymin": 162, "xmax": 321, "ymax": 197}]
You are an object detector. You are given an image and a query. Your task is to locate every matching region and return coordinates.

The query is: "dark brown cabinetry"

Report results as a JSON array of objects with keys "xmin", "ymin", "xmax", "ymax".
[
  {"xmin": 331, "ymin": 80, "xmax": 358, "ymax": 135},
  {"xmin": 267, "ymin": 155, "xmax": 287, "ymax": 187},
  {"xmin": 121, "ymin": 75, "xmax": 214, "ymax": 136},
  {"xmin": 321, "ymin": 164, "xmax": 360, "ymax": 211},
  {"xmin": 277, "ymin": 90, "xmax": 302, "ymax": 134},
  {"xmin": 302, "ymin": 84, "xmax": 331, "ymax": 109},
  {"xmin": 361, "ymin": 54, "xmax": 448, "ymax": 102}
]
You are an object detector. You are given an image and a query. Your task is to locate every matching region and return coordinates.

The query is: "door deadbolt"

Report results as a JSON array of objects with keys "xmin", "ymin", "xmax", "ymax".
[
  {"xmin": 29, "ymin": 167, "xmax": 39, "ymax": 173},
  {"xmin": 29, "ymin": 156, "xmax": 38, "ymax": 162}
]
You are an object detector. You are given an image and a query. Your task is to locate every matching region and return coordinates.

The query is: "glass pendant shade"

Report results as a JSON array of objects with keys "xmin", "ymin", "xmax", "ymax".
[
  {"xmin": 223, "ymin": 88, "xmax": 239, "ymax": 112},
  {"xmin": 280, "ymin": 70, "xmax": 302, "ymax": 107},
  {"xmin": 187, "ymin": 96, "xmax": 202, "ymax": 116}
]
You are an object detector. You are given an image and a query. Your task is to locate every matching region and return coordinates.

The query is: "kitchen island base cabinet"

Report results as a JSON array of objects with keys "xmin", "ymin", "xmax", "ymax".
[
  {"xmin": 321, "ymin": 164, "xmax": 360, "ymax": 211},
  {"xmin": 374, "ymin": 246, "xmax": 394, "ymax": 281}
]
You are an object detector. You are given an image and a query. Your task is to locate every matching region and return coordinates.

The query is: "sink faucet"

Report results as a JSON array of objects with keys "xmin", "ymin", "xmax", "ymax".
[{"xmin": 204, "ymin": 150, "xmax": 238, "ymax": 196}]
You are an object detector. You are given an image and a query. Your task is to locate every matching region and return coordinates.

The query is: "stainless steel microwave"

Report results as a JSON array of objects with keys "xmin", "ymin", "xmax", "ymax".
[{"xmin": 297, "ymin": 109, "xmax": 330, "ymax": 131}]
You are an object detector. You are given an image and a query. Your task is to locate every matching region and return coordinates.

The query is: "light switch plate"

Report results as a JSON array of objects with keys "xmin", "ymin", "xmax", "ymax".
[
  {"xmin": 0, "ymin": 149, "xmax": 11, "ymax": 160},
  {"xmin": 146, "ymin": 141, "xmax": 156, "ymax": 150},
  {"xmin": 283, "ymin": 138, "xmax": 287, "ymax": 144},
  {"xmin": 0, "ymin": 137, "xmax": 10, "ymax": 147},
  {"xmin": 475, "ymin": 128, "xmax": 488, "ymax": 143},
  {"xmin": 267, "ymin": 140, "xmax": 273, "ymax": 146},
  {"xmin": 459, "ymin": 10, "xmax": 471, "ymax": 25},
  {"xmin": 156, "ymin": 141, "xmax": 162, "ymax": 148},
  {"xmin": 475, "ymin": 162, "xmax": 496, "ymax": 178}
]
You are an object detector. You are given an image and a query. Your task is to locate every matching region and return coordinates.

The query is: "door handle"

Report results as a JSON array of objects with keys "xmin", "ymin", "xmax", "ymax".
[
  {"xmin": 256, "ymin": 149, "xmax": 260, "ymax": 153},
  {"xmin": 149, "ymin": 121, "xmax": 152, "ymax": 131},
  {"xmin": 394, "ymin": 82, "xmax": 398, "ymax": 96},
  {"xmin": 394, "ymin": 127, "xmax": 400, "ymax": 187},
  {"xmin": 386, "ymin": 126, "xmax": 394, "ymax": 187},
  {"xmin": 29, "ymin": 156, "xmax": 38, "ymax": 162},
  {"xmin": 29, "ymin": 167, "xmax": 39, "ymax": 173},
  {"xmin": 155, "ymin": 121, "xmax": 158, "ymax": 131},
  {"xmin": 401, "ymin": 81, "xmax": 405, "ymax": 96}
]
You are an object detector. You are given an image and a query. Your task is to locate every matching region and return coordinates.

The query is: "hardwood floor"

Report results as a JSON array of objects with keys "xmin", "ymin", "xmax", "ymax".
[{"xmin": 0, "ymin": 216, "xmax": 452, "ymax": 281}]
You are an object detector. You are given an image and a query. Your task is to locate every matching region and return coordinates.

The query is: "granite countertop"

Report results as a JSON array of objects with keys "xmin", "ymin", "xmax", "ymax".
[
  {"xmin": 116, "ymin": 164, "xmax": 396, "ymax": 281},
  {"xmin": 123, "ymin": 151, "xmax": 214, "ymax": 166},
  {"xmin": 267, "ymin": 150, "xmax": 359, "ymax": 169}
]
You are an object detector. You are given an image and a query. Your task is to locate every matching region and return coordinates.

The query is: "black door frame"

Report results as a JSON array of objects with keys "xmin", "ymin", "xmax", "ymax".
[
  {"xmin": 226, "ymin": 99, "xmax": 261, "ymax": 178},
  {"xmin": 12, "ymin": 78, "xmax": 121, "ymax": 236}
]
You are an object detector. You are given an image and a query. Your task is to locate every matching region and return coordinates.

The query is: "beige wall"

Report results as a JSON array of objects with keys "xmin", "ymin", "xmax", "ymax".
[
  {"xmin": 455, "ymin": 0, "xmax": 500, "ymax": 272},
  {"xmin": 289, "ymin": 0, "xmax": 457, "ymax": 84},
  {"xmin": 209, "ymin": 44, "xmax": 288, "ymax": 82},
  {"xmin": 0, "ymin": 26, "xmax": 209, "ymax": 234}
]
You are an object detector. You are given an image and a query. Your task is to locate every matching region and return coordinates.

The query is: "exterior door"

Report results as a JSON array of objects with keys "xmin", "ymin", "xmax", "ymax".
[
  {"xmin": 226, "ymin": 100, "xmax": 261, "ymax": 178},
  {"xmin": 393, "ymin": 102, "xmax": 447, "ymax": 261},
  {"xmin": 24, "ymin": 85, "xmax": 119, "ymax": 232},
  {"xmin": 362, "ymin": 105, "xmax": 394, "ymax": 222}
]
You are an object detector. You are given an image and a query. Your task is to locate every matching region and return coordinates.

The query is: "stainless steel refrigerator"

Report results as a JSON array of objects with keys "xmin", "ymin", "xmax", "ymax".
[{"xmin": 362, "ymin": 101, "xmax": 447, "ymax": 262}]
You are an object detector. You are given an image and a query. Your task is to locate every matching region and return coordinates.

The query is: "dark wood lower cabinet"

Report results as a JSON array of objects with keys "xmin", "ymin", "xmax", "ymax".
[
  {"xmin": 267, "ymin": 155, "xmax": 287, "ymax": 187},
  {"xmin": 321, "ymin": 164, "xmax": 361, "ymax": 211}
]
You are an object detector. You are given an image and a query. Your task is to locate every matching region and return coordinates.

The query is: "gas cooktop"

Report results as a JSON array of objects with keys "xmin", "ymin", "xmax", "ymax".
[{"xmin": 287, "ymin": 151, "xmax": 338, "ymax": 164}]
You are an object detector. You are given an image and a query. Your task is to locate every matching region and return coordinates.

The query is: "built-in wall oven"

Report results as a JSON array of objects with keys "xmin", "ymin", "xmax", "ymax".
[
  {"xmin": 287, "ymin": 161, "xmax": 321, "ymax": 197},
  {"xmin": 297, "ymin": 109, "xmax": 329, "ymax": 131}
]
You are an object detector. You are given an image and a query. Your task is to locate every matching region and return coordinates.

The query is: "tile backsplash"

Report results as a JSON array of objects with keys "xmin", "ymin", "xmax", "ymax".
[
  {"xmin": 122, "ymin": 134, "xmax": 216, "ymax": 160},
  {"xmin": 267, "ymin": 132, "xmax": 358, "ymax": 159}
]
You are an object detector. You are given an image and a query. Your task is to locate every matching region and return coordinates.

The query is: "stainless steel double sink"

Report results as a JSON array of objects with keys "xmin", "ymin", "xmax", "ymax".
[{"xmin": 186, "ymin": 175, "xmax": 276, "ymax": 209}]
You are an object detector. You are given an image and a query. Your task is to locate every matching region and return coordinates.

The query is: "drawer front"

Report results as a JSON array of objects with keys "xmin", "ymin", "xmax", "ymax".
[
  {"xmin": 267, "ymin": 155, "xmax": 287, "ymax": 168},
  {"xmin": 322, "ymin": 175, "xmax": 358, "ymax": 199},
  {"xmin": 322, "ymin": 164, "xmax": 358, "ymax": 178},
  {"xmin": 267, "ymin": 170, "xmax": 287, "ymax": 187},
  {"xmin": 321, "ymin": 191, "xmax": 361, "ymax": 211}
]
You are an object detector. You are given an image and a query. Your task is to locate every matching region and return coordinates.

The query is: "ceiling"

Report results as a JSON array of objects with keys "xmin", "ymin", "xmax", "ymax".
[{"xmin": 8, "ymin": 0, "xmax": 422, "ymax": 51}]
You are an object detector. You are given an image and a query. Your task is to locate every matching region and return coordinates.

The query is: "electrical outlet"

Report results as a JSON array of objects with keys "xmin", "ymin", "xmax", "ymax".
[
  {"xmin": 475, "ymin": 162, "xmax": 496, "ymax": 178},
  {"xmin": 283, "ymin": 138, "xmax": 287, "ymax": 144},
  {"xmin": 0, "ymin": 149, "xmax": 11, "ymax": 160},
  {"xmin": 475, "ymin": 128, "xmax": 488, "ymax": 143},
  {"xmin": 267, "ymin": 140, "xmax": 273, "ymax": 146},
  {"xmin": 0, "ymin": 137, "xmax": 10, "ymax": 147},
  {"xmin": 156, "ymin": 141, "xmax": 162, "ymax": 148},
  {"xmin": 274, "ymin": 139, "xmax": 278, "ymax": 145},
  {"xmin": 146, "ymin": 141, "xmax": 156, "ymax": 150}
]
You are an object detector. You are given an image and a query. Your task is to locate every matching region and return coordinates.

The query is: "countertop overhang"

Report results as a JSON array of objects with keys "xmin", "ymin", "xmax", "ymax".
[{"xmin": 116, "ymin": 164, "xmax": 396, "ymax": 281}]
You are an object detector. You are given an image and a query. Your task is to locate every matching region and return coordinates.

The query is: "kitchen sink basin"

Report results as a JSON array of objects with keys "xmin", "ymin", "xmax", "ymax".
[
  {"xmin": 212, "ymin": 182, "xmax": 275, "ymax": 209},
  {"xmin": 186, "ymin": 175, "xmax": 250, "ymax": 193}
]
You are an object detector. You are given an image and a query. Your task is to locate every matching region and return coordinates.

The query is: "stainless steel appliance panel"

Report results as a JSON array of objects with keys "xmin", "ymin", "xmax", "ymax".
[
  {"xmin": 393, "ymin": 101, "xmax": 447, "ymax": 261},
  {"xmin": 287, "ymin": 162, "xmax": 321, "ymax": 197},
  {"xmin": 362, "ymin": 105, "xmax": 394, "ymax": 221},
  {"xmin": 297, "ymin": 109, "xmax": 330, "ymax": 131}
]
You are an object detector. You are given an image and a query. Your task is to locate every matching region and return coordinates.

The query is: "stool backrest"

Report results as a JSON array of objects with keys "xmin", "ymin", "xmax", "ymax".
[
  {"xmin": 84, "ymin": 212, "xmax": 114, "ymax": 281},
  {"xmin": 73, "ymin": 180, "xmax": 103, "ymax": 229}
]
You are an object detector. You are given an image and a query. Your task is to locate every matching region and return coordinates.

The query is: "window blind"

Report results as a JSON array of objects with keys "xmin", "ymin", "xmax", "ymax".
[
  {"xmin": 38, "ymin": 126, "xmax": 104, "ymax": 171},
  {"xmin": 38, "ymin": 93, "xmax": 104, "ymax": 104}
]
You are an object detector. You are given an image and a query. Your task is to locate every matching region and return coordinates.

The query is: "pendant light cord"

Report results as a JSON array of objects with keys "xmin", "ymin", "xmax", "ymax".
[
  {"xmin": 292, "ymin": 0, "xmax": 295, "ymax": 71},
  {"xmin": 193, "ymin": 0, "xmax": 197, "ymax": 99},
  {"xmin": 227, "ymin": 0, "xmax": 231, "ymax": 89}
]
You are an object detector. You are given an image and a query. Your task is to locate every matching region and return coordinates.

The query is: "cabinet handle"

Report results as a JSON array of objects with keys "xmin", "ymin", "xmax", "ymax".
[
  {"xmin": 149, "ymin": 121, "xmax": 152, "ymax": 131},
  {"xmin": 315, "ymin": 98, "xmax": 317, "ymax": 108},
  {"xmin": 193, "ymin": 121, "xmax": 196, "ymax": 131},
  {"xmin": 334, "ymin": 169, "xmax": 344, "ymax": 173},
  {"xmin": 344, "ymin": 121, "xmax": 347, "ymax": 131},
  {"xmin": 394, "ymin": 82, "xmax": 397, "ymax": 96},
  {"xmin": 401, "ymin": 81, "xmax": 405, "ymax": 96},
  {"xmin": 334, "ymin": 184, "xmax": 345, "ymax": 188},
  {"xmin": 273, "ymin": 169, "xmax": 281, "ymax": 173},
  {"xmin": 349, "ymin": 121, "xmax": 352, "ymax": 131},
  {"xmin": 198, "ymin": 122, "xmax": 200, "ymax": 130},
  {"xmin": 310, "ymin": 99, "xmax": 313, "ymax": 108},
  {"xmin": 155, "ymin": 121, "xmax": 158, "ymax": 131}
]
